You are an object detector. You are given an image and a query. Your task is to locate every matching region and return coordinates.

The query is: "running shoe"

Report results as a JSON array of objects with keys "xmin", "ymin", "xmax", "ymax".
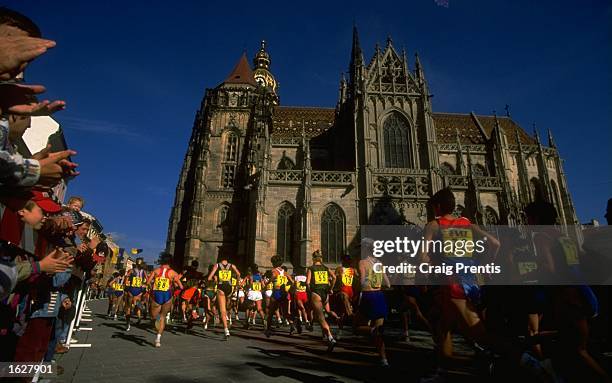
[{"xmin": 326, "ymin": 336, "xmax": 337, "ymax": 353}]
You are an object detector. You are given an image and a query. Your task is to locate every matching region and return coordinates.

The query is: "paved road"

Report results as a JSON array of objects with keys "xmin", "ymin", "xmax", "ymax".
[{"xmin": 53, "ymin": 299, "xmax": 484, "ymax": 383}]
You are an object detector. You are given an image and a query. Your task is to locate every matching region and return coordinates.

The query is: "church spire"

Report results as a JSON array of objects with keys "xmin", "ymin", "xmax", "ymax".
[
  {"xmin": 253, "ymin": 40, "xmax": 271, "ymax": 70},
  {"xmin": 349, "ymin": 24, "xmax": 365, "ymax": 86},
  {"xmin": 547, "ymin": 128, "xmax": 556, "ymax": 148},
  {"xmin": 223, "ymin": 52, "xmax": 256, "ymax": 86}
]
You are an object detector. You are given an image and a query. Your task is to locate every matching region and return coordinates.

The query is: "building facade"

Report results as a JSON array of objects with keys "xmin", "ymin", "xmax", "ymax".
[{"xmin": 166, "ymin": 29, "xmax": 578, "ymax": 270}]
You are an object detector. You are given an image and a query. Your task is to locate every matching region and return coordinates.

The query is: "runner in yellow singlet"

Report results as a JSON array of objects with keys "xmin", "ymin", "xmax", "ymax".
[{"xmin": 146, "ymin": 254, "xmax": 182, "ymax": 348}]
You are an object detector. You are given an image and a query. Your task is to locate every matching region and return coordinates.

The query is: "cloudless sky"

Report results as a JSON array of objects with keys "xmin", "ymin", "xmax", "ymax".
[{"xmin": 6, "ymin": 0, "xmax": 611, "ymax": 263}]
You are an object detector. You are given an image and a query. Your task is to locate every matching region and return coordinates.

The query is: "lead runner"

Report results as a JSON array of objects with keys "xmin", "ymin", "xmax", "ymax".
[{"xmin": 146, "ymin": 253, "xmax": 183, "ymax": 348}]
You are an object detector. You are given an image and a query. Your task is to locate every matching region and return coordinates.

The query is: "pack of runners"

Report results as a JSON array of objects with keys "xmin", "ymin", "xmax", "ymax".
[{"xmin": 102, "ymin": 188, "xmax": 611, "ymax": 382}]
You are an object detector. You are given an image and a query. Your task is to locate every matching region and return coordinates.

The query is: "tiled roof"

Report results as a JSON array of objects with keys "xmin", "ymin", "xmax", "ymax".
[
  {"xmin": 223, "ymin": 53, "xmax": 257, "ymax": 86},
  {"xmin": 432, "ymin": 112, "xmax": 535, "ymax": 145},
  {"xmin": 474, "ymin": 115, "xmax": 535, "ymax": 145},
  {"xmin": 271, "ymin": 106, "xmax": 335, "ymax": 138}
]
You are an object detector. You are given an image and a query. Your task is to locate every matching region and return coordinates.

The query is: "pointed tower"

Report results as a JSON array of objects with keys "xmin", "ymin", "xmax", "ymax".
[
  {"xmin": 253, "ymin": 41, "xmax": 278, "ymax": 103},
  {"xmin": 167, "ymin": 49, "xmax": 262, "ymax": 269}
]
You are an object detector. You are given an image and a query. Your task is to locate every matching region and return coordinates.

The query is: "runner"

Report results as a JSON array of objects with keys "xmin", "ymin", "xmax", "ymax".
[
  {"xmin": 180, "ymin": 260, "xmax": 204, "ymax": 324},
  {"xmin": 357, "ymin": 239, "xmax": 391, "ymax": 366},
  {"xmin": 262, "ymin": 270, "xmax": 273, "ymax": 323},
  {"xmin": 525, "ymin": 201, "xmax": 609, "ymax": 382},
  {"xmin": 306, "ymin": 250, "xmax": 337, "ymax": 351},
  {"xmin": 264, "ymin": 256, "xmax": 295, "ymax": 337},
  {"xmin": 207, "ymin": 254, "xmax": 241, "ymax": 339},
  {"xmin": 202, "ymin": 264, "xmax": 218, "ymax": 330},
  {"xmin": 293, "ymin": 266, "xmax": 310, "ymax": 332},
  {"xmin": 107, "ymin": 270, "xmax": 125, "ymax": 320},
  {"xmin": 418, "ymin": 188, "xmax": 546, "ymax": 382},
  {"xmin": 244, "ymin": 264, "xmax": 266, "ymax": 329},
  {"xmin": 334, "ymin": 254, "xmax": 358, "ymax": 323},
  {"xmin": 124, "ymin": 258, "xmax": 147, "ymax": 331},
  {"xmin": 147, "ymin": 254, "xmax": 183, "ymax": 347}
]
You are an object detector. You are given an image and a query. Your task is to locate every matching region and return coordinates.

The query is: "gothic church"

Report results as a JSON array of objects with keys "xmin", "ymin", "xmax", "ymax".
[{"xmin": 166, "ymin": 28, "xmax": 577, "ymax": 270}]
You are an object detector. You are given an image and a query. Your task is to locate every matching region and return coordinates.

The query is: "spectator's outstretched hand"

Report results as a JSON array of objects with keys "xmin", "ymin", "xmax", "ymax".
[
  {"xmin": 0, "ymin": 83, "xmax": 65, "ymax": 115},
  {"xmin": 39, "ymin": 248, "xmax": 74, "ymax": 274},
  {"xmin": 0, "ymin": 36, "xmax": 56, "ymax": 78},
  {"xmin": 37, "ymin": 149, "xmax": 77, "ymax": 187}
]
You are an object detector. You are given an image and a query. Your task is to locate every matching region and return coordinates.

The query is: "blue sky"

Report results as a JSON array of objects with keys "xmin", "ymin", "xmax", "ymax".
[{"xmin": 7, "ymin": 0, "xmax": 611, "ymax": 263}]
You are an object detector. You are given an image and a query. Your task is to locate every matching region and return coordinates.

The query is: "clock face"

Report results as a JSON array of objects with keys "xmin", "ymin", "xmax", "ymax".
[
  {"xmin": 254, "ymin": 69, "xmax": 276, "ymax": 91},
  {"xmin": 255, "ymin": 75, "xmax": 266, "ymax": 86}
]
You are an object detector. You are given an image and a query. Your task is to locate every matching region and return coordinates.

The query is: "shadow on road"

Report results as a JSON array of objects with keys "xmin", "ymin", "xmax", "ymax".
[
  {"xmin": 110, "ymin": 331, "xmax": 152, "ymax": 347},
  {"xmin": 246, "ymin": 362, "xmax": 344, "ymax": 383}
]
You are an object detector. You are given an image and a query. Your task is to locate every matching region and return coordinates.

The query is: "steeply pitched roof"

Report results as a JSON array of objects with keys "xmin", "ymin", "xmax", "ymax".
[
  {"xmin": 432, "ymin": 112, "xmax": 535, "ymax": 145},
  {"xmin": 223, "ymin": 53, "xmax": 257, "ymax": 86},
  {"xmin": 271, "ymin": 106, "xmax": 335, "ymax": 138}
]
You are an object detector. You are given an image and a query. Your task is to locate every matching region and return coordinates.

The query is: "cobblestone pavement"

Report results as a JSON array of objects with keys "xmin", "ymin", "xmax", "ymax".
[{"xmin": 51, "ymin": 299, "xmax": 487, "ymax": 383}]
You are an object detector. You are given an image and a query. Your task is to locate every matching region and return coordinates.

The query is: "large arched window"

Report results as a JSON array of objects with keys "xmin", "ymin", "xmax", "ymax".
[
  {"xmin": 276, "ymin": 202, "xmax": 295, "ymax": 262},
  {"xmin": 383, "ymin": 112, "xmax": 410, "ymax": 168},
  {"xmin": 321, "ymin": 204, "xmax": 345, "ymax": 264}
]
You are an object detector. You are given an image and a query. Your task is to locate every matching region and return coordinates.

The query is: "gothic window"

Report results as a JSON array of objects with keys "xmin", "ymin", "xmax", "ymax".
[
  {"xmin": 321, "ymin": 204, "xmax": 345, "ymax": 264},
  {"xmin": 277, "ymin": 156, "xmax": 295, "ymax": 170},
  {"xmin": 472, "ymin": 164, "xmax": 487, "ymax": 177},
  {"xmin": 276, "ymin": 202, "xmax": 295, "ymax": 262},
  {"xmin": 221, "ymin": 132, "xmax": 239, "ymax": 189},
  {"xmin": 484, "ymin": 206, "xmax": 499, "ymax": 225},
  {"xmin": 383, "ymin": 112, "xmax": 411, "ymax": 168},
  {"xmin": 440, "ymin": 162, "xmax": 455, "ymax": 175},
  {"xmin": 222, "ymin": 165, "xmax": 236, "ymax": 189},
  {"xmin": 530, "ymin": 177, "xmax": 543, "ymax": 202},
  {"xmin": 224, "ymin": 133, "xmax": 239, "ymax": 162}
]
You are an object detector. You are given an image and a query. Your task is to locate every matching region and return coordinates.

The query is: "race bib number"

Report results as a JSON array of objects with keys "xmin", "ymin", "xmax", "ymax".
[
  {"xmin": 154, "ymin": 277, "xmax": 170, "ymax": 291},
  {"xmin": 296, "ymin": 282, "xmax": 307, "ymax": 292},
  {"xmin": 131, "ymin": 277, "xmax": 142, "ymax": 288},
  {"xmin": 559, "ymin": 237, "xmax": 579, "ymax": 266},
  {"xmin": 252, "ymin": 281, "xmax": 261, "ymax": 291},
  {"xmin": 314, "ymin": 270, "xmax": 329, "ymax": 285},
  {"xmin": 441, "ymin": 227, "xmax": 474, "ymax": 258},
  {"xmin": 518, "ymin": 261, "xmax": 538, "ymax": 276},
  {"xmin": 113, "ymin": 283, "xmax": 123, "ymax": 291},
  {"xmin": 219, "ymin": 270, "xmax": 232, "ymax": 282},
  {"xmin": 274, "ymin": 275, "xmax": 287, "ymax": 289},
  {"xmin": 231, "ymin": 278, "xmax": 237, "ymax": 286},
  {"xmin": 342, "ymin": 272, "xmax": 353, "ymax": 286}
]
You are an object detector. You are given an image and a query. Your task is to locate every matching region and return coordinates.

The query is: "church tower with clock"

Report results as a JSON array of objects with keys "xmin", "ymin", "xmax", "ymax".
[{"xmin": 166, "ymin": 29, "xmax": 579, "ymax": 271}]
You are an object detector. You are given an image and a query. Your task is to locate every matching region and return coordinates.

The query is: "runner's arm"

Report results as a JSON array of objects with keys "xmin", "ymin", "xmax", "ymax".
[
  {"xmin": 173, "ymin": 271, "xmax": 184, "ymax": 290},
  {"xmin": 207, "ymin": 264, "xmax": 218, "ymax": 281},
  {"xmin": 231, "ymin": 264, "xmax": 241, "ymax": 279},
  {"xmin": 146, "ymin": 270, "xmax": 155, "ymax": 286},
  {"xmin": 329, "ymin": 268, "xmax": 336, "ymax": 290}
]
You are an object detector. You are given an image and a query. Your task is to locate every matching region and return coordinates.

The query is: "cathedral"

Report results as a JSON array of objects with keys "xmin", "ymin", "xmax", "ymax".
[{"xmin": 165, "ymin": 28, "xmax": 578, "ymax": 270}]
